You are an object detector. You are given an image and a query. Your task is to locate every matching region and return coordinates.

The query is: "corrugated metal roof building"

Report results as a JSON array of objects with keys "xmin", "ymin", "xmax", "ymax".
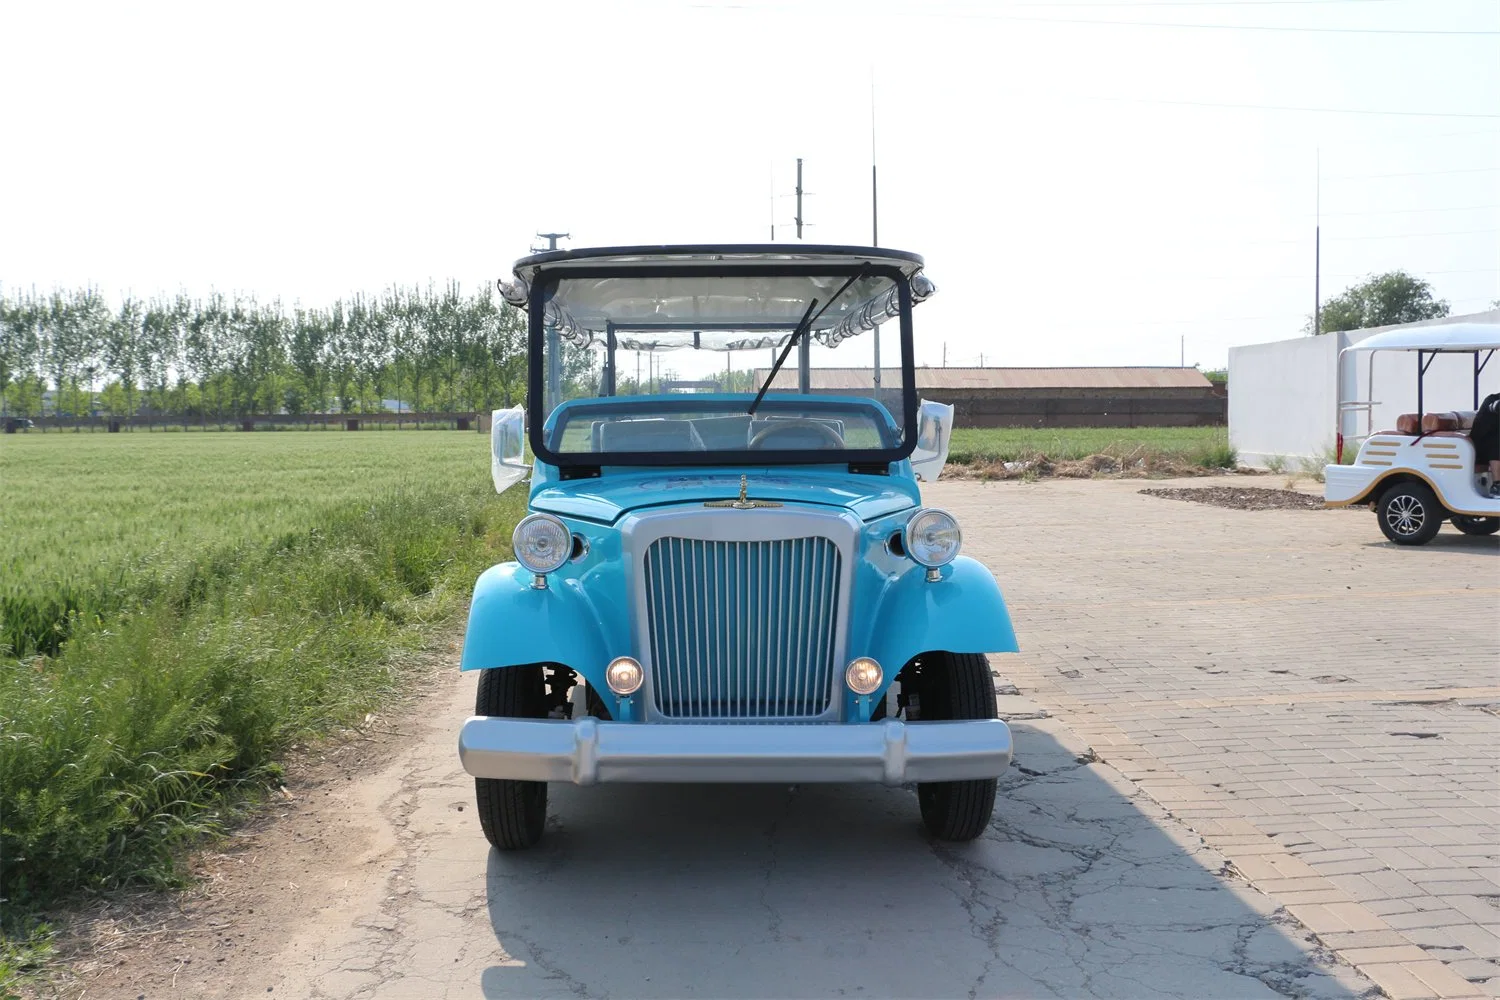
[{"xmin": 753, "ymin": 367, "xmax": 1224, "ymax": 428}]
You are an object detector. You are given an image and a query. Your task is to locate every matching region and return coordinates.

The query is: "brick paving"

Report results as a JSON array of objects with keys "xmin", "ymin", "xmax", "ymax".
[{"xmin": 929, "ymin": 476, "xmax": 1500, "ymax": 1000}]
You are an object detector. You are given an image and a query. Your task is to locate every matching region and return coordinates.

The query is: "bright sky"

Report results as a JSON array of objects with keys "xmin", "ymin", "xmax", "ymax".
[{"xmin": 2, "ymin": 0, "xmax": 1496, "ymax": 370}]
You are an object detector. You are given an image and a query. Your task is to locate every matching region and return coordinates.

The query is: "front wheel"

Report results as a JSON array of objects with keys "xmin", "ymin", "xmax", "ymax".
[
  {"xmin": 1452, "ymin": 515, "xmax": 1500, "ymax": 536},
  {"xmin": 474, "ymin": 665, "xmax": 549, "ymax": 850},
  {"xmin": 1376, "ymin": 482, "xmax": 1443, "ymax": 546},
  {"xmin": 908, "ymin": 651, "xmax": 998, "ymax": 842}
]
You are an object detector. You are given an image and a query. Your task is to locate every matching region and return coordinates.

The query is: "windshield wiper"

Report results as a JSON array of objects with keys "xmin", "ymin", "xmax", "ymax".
[{"xmin": 747, "ymin": 268, "xmax": 870, "ymax": 416}]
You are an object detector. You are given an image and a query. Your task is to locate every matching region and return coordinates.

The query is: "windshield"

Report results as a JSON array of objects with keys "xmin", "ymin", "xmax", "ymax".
[{"xmin": 519, "ymin": 253, "xmax": 925, "ymax": 467}]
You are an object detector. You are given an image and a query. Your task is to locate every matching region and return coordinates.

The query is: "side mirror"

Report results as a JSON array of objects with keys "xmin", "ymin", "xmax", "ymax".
[
  {"xmin": 491, "ymin": 406, "xmax": 527, "ymax": 495},
  {"xmin": 910, "ymin": 399, "xmax": 953, "ymax": 483}
]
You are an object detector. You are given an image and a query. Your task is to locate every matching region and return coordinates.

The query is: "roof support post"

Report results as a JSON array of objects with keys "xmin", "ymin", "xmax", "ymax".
[
  {"xmin": 603, "ymin": 322, "xmax": 617, "ymax": 397},
  {"xmin": 799, "ymin": 336, "xmax": 810, "ymax": 394}
]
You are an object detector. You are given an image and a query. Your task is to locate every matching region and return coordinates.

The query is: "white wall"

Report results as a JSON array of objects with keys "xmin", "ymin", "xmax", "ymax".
[
  {"xmin": 1230, "ymin": 310, "xmax": 1500, "ymax": 469},
  {"xmin": 1228, "ymin": 333, "xmax": 1338, "ymax": 468}
]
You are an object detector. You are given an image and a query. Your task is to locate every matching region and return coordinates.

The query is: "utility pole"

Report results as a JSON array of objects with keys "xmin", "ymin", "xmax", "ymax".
[
  {"xmin": 1313, "ymin": 148, "xmax": 1322, "ymax": 338},
  {"xmin": 795, "ymin": 158, "xmax": 804, "ymax": 239},
  {"xmin": 795, "ymin": 157, "xmax": 810, "ymax": 393},
  {"xmin": 871, "ymin": 78, "xmax": 882, "ymax": 391},
  {"xmin": 532, "ymin": 232, "xmax": 570, "ymax": 409},
  {"xmin": 1181, "ymin": 335, "xmax": 1185, "ymax": 368}
]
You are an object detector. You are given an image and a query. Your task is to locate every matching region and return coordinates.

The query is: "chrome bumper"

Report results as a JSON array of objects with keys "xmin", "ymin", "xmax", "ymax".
[{"xmin": 458, "ymin": 716, "xmax": 1013, "ymax": 785}]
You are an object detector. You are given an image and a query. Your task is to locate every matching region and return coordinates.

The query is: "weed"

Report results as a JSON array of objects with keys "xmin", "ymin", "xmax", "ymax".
[{"xmin": 0, "ymin": 432, "xmax": 523, "ymax": 915}]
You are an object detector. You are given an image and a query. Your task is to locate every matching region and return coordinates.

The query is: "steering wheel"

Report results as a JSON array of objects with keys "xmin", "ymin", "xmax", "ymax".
[{"xmin": 748, "ymin": 420, "xmax": 845, "ymax": 450}]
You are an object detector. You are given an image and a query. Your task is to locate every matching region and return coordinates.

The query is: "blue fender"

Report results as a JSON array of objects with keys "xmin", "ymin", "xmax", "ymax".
[
  {"xmin": 866, "ymin": 556, "xmax": 1019, "ymax": 672},
  {"xmin": 459, "ymin": 562, "xmax": 610, "ymax": 680}
]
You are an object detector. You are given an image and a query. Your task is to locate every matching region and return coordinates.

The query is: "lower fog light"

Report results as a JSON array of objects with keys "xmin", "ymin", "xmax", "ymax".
[
  {"xmin": 845, "ymin": 657, "xmax": 883, "ymax": 696},
  {"xmin": 606, "ymin": 656, "xmax": 643, "ymax": 696}
]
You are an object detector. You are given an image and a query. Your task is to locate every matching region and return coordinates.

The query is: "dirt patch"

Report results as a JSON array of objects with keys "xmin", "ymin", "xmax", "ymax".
[
  {"xmin": 1139, "ymin": 486, "xmax": 1332, "ymax": 511},
  {"xmin": 947, "ymin": 454, "xmax": 1248, "ymax": 481}
]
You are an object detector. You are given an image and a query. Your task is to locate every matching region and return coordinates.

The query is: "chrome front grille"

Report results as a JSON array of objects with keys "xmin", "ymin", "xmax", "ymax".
[{"xmin": 643, "ymin": 535, "xmax": 842, "ymax": 719}]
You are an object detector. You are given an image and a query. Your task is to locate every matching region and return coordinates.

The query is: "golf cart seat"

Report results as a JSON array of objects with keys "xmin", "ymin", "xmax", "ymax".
[
  {"xmin": 598, "ymin": 417, "xmax": 705, "ymax": 452},
  {"xmin": 1421, "ymin": 410, "xmax": 1476, "ymax": 433},
  {"xmin": 1389, "ymin": 412, "xmax": 1475, "ymax": 435}
]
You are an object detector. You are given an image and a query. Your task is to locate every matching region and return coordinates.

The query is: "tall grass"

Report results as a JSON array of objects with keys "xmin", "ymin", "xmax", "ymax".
[
  {"xmin": 946, "ymin": 426, "xmax": 1236, "ymax": 470},
  {"xmin": 0, "ymin": 433, "xmax": 522, "ymax": 911}
]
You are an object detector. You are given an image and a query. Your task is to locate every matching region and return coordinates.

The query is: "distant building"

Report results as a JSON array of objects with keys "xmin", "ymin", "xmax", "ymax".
[{"xmin": 753, "ymin": 366, "xmax": 1223, "ymax": 428}]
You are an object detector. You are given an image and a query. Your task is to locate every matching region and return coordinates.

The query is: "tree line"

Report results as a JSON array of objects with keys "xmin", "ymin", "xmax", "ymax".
[{"xmin": 0, "ymin": 283, "xmax": 529, "ymax": 425}]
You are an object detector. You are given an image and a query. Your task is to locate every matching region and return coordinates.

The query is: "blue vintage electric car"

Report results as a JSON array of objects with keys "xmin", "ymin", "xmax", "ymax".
[{"xmin": 459, "ymin": 245, "xmax": 1018, "ymax": 848}]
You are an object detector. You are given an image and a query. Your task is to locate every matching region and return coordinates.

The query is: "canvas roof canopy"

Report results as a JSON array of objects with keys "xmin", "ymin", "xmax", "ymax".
[{"xmin": 500, "ymin": 245, "xmax": 934, "ymax": 352}]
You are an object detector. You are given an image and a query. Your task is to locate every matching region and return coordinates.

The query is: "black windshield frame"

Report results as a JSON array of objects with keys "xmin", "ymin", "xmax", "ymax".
[{"xmin": 525, "ymin": 261, "xmax": 918, "ymax": 469}]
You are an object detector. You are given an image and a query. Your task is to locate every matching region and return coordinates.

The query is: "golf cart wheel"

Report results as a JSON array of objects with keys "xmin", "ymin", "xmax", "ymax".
[
  {"xmin": 474, "ymin": 665, "xmax": 549, "ymax": 850},
  {"xmin": 1452, "ymin": 515, "xmax": 1500, "ymax": 536},
  {"xmin": 910, "ymin": 652, "xmax": 999, "ymax": 842},
  {"xmin": 1376, "ymin": 481, "xmax": 1443, "ymax": 546}
]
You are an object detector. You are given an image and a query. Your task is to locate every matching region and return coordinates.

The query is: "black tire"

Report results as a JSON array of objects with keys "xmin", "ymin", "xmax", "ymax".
[
  {"xmin": 910, "ymin": 652, "xmax": 999, "ymax": 842},
  {"xmin": 1376, "ymin": 481, "xmax": 1443, "ymax": 546},
  {"xmin": 474, "ymin": 665, "xmax": 548, "ymax": 850},
  {"xmin": 1452, "ymin": 515, "xmax": 1500, "ymax": 536}
]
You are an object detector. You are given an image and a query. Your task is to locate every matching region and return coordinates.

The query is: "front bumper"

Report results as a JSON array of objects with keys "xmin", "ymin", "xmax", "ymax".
[{"xmin": 458, "ymin": 716, "xmax": 1013, "ymax": 785}]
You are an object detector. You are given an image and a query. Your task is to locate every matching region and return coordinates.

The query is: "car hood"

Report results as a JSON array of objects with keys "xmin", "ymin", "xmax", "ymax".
[{"xmin": 529, "ymin": 469, "xmax": 921, "ymax": 524}]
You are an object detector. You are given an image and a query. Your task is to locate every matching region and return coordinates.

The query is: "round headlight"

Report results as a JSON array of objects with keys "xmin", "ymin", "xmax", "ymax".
[
  {"xmin": 904, "ymin": 508, "xmax": 961, "ymax": 568},
  {"xmin": 513, "ymin": 513, "xmax": 571, "ymax": 575},
  {"xmin": 606, "ymin": 656, "xmax": 643, "ymax": 695},
  {"xmin": 845, "ymin": 657, "xmax": 883, "ymax": 696}
]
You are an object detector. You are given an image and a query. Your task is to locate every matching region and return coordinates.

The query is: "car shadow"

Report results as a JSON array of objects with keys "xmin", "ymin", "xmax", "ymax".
[
  {"xmin": 478, "ymin": 723, "xmax": 1367, "ymax": 999},
  {"xmin": 1362, "ymin": 532, "xmax": 1500, "ymax": 554}
]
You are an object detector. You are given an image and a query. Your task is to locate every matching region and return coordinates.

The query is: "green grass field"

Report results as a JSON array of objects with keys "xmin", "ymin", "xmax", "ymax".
[
  {"xmin": 946, "ymin": 425, "xmax": 1235, "ymax": 469},
  {"xmin": 0, "ymin": 431, "xmax": 522, "ymax": 923}
]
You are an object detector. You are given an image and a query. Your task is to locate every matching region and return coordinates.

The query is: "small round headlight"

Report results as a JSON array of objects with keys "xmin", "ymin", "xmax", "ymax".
[
  {"xmin": 513, "ymin": 513, "xmax": 571, "ymax": 575},
  {"xmin": 845, "ymin": 657, "xmax": 883, "ymax": 696},
  {"xmin": 904, "ymin": 508, "xmax": 962, "ymax": 568},
  {"xmin": 606, "ymin": 656, "xmax": 644, "ymax": 695}
]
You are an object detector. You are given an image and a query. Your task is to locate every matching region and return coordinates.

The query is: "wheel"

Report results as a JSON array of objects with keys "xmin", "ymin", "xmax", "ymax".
[
  {"xmin": 474, "ymin": 665, "xmax": 549, "ymax": 850},
  {"xmin": 1375, "ymin": 481, "xmax": 1443, "ymax": 546},
  {"xmin": 908, "ymin": 652, "xmax": 998, "ymax": 841},
  {"xmin": 1452, "ymin": 515, "xmax": 1500, "ymax": 536}
]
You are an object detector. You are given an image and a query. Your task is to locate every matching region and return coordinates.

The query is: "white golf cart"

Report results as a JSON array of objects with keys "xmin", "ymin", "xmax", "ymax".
[{"xmin": 1324, "ymin": 322, "xmax": 1500, "ymax": 545}]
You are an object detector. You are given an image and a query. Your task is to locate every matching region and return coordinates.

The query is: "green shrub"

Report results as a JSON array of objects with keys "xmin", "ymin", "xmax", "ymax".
[{"xmin": 0, "ymin": 433, "xmax": 524, "ymax": 910}]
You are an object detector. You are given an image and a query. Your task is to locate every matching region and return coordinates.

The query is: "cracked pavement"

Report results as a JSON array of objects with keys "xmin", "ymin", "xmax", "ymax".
[{"xmin": 229, "ymin": 677, "xmax": 1371, "ymax": 999}]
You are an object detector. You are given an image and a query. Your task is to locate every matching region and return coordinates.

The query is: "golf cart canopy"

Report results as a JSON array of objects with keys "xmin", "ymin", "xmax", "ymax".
[
  {"xmin": 506, "ymin": 245, "xmax": 934, "ymax": 469},
  {"xmin": 501, "ymin": 245, "xmax": 934, "ymax": 352},
  {"xmin": 1334, "ymin": 323, "xmax": 1500, "ymax": 454},
  {"xmin": 1343, "ymin": 323, "xmax": 1500, "ymax": 355}
]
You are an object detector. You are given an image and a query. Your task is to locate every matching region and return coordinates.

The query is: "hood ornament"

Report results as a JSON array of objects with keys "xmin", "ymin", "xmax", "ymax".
[{"xmin": 705, "ymin": 474, "xmax": 782, "ymax": 510}]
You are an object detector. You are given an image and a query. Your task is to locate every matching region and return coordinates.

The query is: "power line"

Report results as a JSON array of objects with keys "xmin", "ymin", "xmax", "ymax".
[
  {"xmin": 1078, "ymin": 93, "xmax": 1500, "ymax": 118},
  {"xmin": 700, "ymin": 2, "xmax": 1500, "ymax": 35},
  {"xmin": 1327, "ymin": 164, "xmax": 1500, "ymax": 179},
  {"xmin": 997, "ymin": 0, "xmax": 1408, "ymax": 6},
  {"xmin": 901, "ymin": 10, "xmax": 1500, "ymax": 34},
  {"xmin": 1327, "ymin": 226, "xmax": 1499, "ymax": 241},
  {"xmin": 1234, "ymin": 226, "xmax": 1499, "ymax": 245},
  {"xmin": 1318, "ymin": 202, "xmax": 1500, "ymax": 216}
]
